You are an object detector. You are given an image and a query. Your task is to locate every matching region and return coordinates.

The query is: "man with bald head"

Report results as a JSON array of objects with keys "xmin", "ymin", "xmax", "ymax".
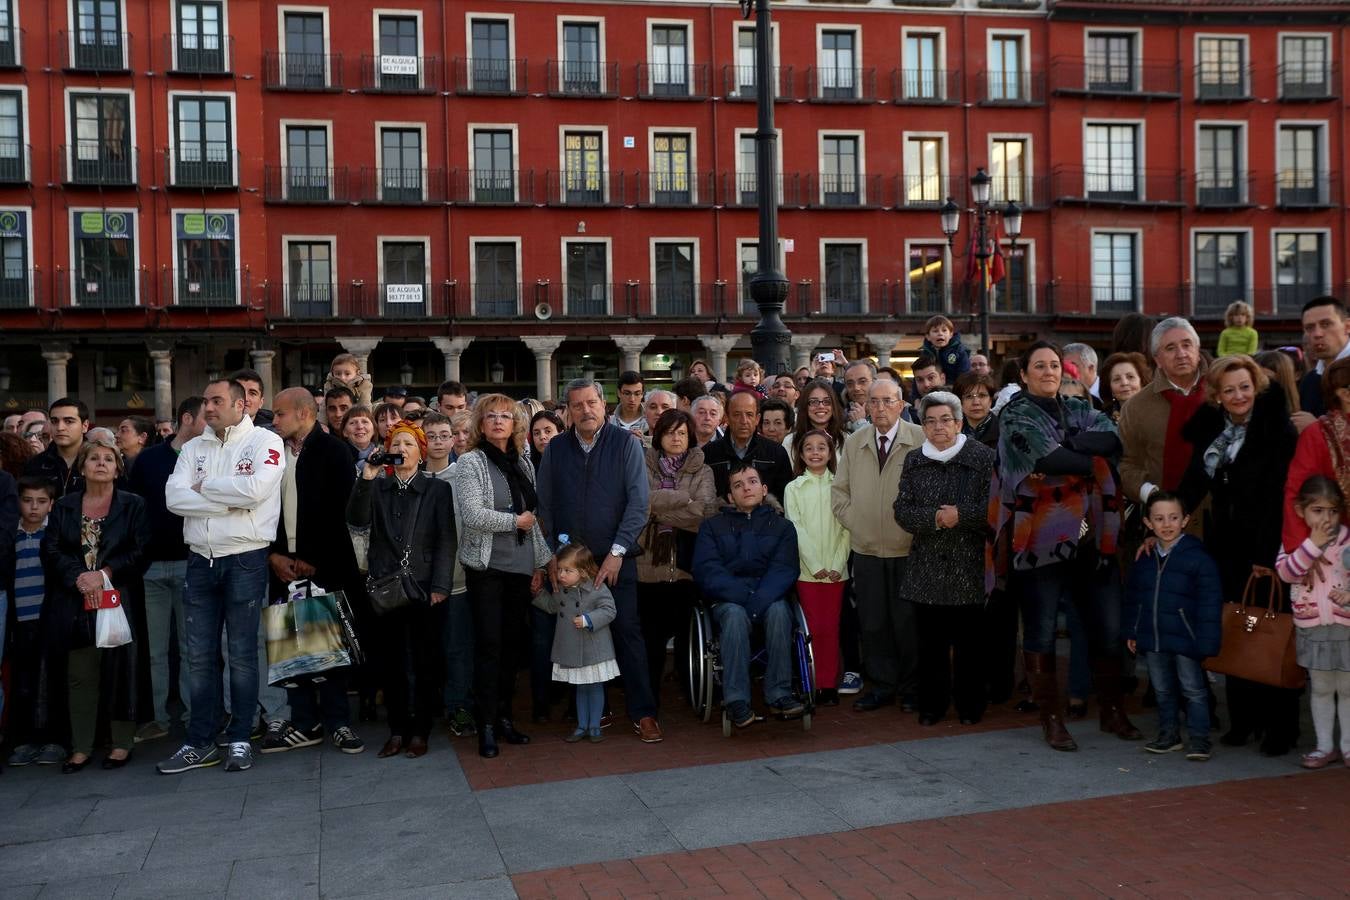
[{"xmin": 702, "ymin": 391, "xmax": 792, "ymax": 502}]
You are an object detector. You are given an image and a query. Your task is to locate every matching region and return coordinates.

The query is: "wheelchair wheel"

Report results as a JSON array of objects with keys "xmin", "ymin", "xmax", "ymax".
[
  {"xmin": 722, "ymin": 708, "xmax": 732, "ymax": 738},
  {"xmin": 792, "ymin": 602, "xmax": 817, "ymax": 732},
  {"xmin": 687, "ymin": 604, "xmax": 716, "ymax": 723}
]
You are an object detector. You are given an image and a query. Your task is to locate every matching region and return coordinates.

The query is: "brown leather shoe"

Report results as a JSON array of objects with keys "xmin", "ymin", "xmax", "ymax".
[
  {"xmin": 1093, "ymin": 657, "xmax": 1143, "ymax": 741},
  {"xmin": 405, "ymin": 736, "xmax": 428, "ymax": 758},
  {"xmin": 377, "ymin": 737, "xmax": 404, "ymax": 758},
  {"xmin": 637, "ymin": 716, "xmax": 663, "ymax": 743},
  {"xmin": 1024, "ymin": 651, "xmax": 1078, "ymax": 752}
]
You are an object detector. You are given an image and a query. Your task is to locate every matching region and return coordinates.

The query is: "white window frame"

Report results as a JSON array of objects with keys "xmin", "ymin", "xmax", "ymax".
[
  {"xmin": 464, "ymin": 11, "xmax": 515, "ymax": 92},
  {"xmin": 901, "ymin": 130, "xmax": 948, "ymax": 206},
  {"xmin": 468, "ymin": 235, "xmax": 522, "ymax": 317},
  {"xmin": 818, "ymin": 129, "xmax": 866, "ymax": 205},
  {"xmin": 1089, "ymin": 228, "xmax": 1143, "ymax": 315},
  {"xmin": 277, "ymin": 5, "xmax": 332, "ymax": 87},
  {"xmin": 1194, "ymin": 32, "xmax": 1250, "ymax": 98},
  {"xmin": 1189, "ymin": 226, "xmax": 1254, "ymax": 308},
  {"xmin": 68, "ymin": 207, "xmax": 140, "ymax": 307},
  {"xmin": 280, "ymin": 233, "xmax": 337, "ymax": 316},
  {"xmin": 986, "ymin": 29, "xmax": 1031, "ymax": 100},
  {"xmin": 166, "ymin": 89, "xmax": 239, "ymax": 187},
  {"xmin": 171, "ymin": 0, "xmax": 232, "ymax": 72},
  {"xmin": 556, "ymin": 16, "xmax": 607, "ymax": 93},
  {"xmin": 1269, "ymin": 227, "xmax": 1332, "ymax": 312},
  {"xmin": 733, "ymin": 126, "xmax": 782, "ymax": 206},
  {"xmin": 730, "ymin": 21, "xmax": 780, "ymax": 99},
  {"xmin": 66, "ymin": 0, "xmax": 129, "ymax": 70},
  {"xmin": 903, "ymin": 238, "xmax": 951, "ymax": 314},
  {"xmin": 1276, "ymin": 31, "xmax": 1332, "ymax": 98},
  {"xmin": 370, "ymin": 8, "xmax": 425, "ymax": 90},
  {"xmin": 170, "ymin": 206, "xmax": 240, "ymax": 306},
  {"xmin": 0, "ymin": 204, "xmax": 36, "ymax": 306},
  {"xmin": 818, "ymin": 238, "xmax": 869, "ymax": 315},
  {"xmin": 62, "ymin": 86, "xmax": 137, "ymax": 185},
  {"xmin": 1275, "ymin": 118, "xmax": 1329, "ymax": 204},
  {"xmin": 988, "ymin": 132, "xmax": 1034, "ymax": 205},
  {"xmin": 559, "ymin": 236, "xmax": 614, "ymax": 316},
  {"xmin": 646, "ymin": 125, "xmax": 698, "ymax": 205},
  {"xmin": 557, "ymin": 123, "xmax": 610, "ymax": 204},
  {"xmin": 467, "ymin": 122, "xmax": 520, "ymax": 203},
  {"xmin": 0, "ymin": 84, "xmax": 31, "ymax": 182},
  {"xmin": 998, "ymin": 237, "xmax": 1037, "ymax": 314},
  {"xmin": 1193, "ymin": 119, "xmax": 1248, "ymax": 204},
  {"xmin": 814, "ymin": 23, "xmax": 861, "ymax": 99},
  {"xmin": 900, "ymin": 26, "xmax": 947, "ymax": 100},
  {"xmin": 278, "ymin": 117, "xmax": 334, "ymax": 201},
  {"xmin": 1082, "ymin": 27, "xmax": 1142, "ymax": 90},
  {"xmin": 734, "ymin": 236, "xmax": 788, "ymax": 311},
  {"xmin": 376, "ymin": 234, "xmax": 432, "ymax": 294},
  {"xmin": 649, "ymin": 237, "xmax": 701, "ymax": 316},
  {"xmin": 3, "ymin": 0, "xmax": 22, "ymax": 67},
  {"xmin": 1082, "ymin": 118, "xmax": 1145, "ymax": 199},
  {"xmin": 646, "ymin": 18, "xmax": 695, "ymax": 95}
]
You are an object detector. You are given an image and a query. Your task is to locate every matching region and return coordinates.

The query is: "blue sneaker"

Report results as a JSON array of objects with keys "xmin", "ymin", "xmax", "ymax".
[{"xmin": 839, "ymin": 672, "xmax": 863, "ymax": 695}]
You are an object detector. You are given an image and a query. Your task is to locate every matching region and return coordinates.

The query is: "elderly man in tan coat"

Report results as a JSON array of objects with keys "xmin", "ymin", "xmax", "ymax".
[
  {"xmin": 832, "ymin": 378, "xmax": 925, "ymax": 713},
  {"xmin": 1118, "ymin": 316, "xmax": 1206, "ymax": 505}
]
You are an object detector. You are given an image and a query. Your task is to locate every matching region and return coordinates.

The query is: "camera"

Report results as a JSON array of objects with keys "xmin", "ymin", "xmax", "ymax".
[
  {"xmin": 816, "ymin": 353, "xmax": 834, "ymax": 364},
  {"xmin": 367, "ymin": 449, "xmax": 404, "ymax": 467}
]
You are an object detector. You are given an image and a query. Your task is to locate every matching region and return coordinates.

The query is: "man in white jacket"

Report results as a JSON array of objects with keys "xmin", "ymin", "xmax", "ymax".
[{"xmin": 157, "ymin": 379, "xmax": 285, "ymax": 775}]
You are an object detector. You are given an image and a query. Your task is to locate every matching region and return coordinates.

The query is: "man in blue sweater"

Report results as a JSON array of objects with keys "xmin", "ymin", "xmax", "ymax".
[{"xmin": 537, "ymin": 379, "xmax": 662, "ymax": 743}]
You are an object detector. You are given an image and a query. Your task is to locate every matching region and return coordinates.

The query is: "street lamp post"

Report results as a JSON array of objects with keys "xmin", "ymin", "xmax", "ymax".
[
  {"xmin": 741, "ymin": 0, "xmax": 791, "ymax": 376},
  {"xmin": 940, "ymin": 169, "xmax": 1022, "ymax": 359}
]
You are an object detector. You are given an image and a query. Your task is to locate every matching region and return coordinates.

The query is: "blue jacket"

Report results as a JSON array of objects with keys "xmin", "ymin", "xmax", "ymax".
[
  {"xmin": 537, "ymin": 423, "xmax": 650, "ymax": 574},
  {"xmin": 1123, "ymin": 534, "xmax": 1224, "ymax": 658},
  {"xmin": 693, "ymin": 503, "xmax": 798, "ymax": 621},
  {"xmin": 921, "ymin": 332, "xmax": 971, "ymax": 385}
]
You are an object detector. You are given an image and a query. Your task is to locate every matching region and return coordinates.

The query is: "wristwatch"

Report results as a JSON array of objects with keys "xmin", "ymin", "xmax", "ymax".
[{"xmin": 609, "ymin": 544, "xmax": 625, "ymax": 559}]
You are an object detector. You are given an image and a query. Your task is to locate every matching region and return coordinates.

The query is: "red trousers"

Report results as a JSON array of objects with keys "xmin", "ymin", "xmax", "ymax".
[{"xmin": 796, "ymin": 580, "xmax": 845, "ymax": 690}]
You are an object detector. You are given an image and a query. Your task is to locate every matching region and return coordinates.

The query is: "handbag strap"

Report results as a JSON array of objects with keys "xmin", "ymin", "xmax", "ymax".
[
  {"xmin": 396, "ymin": 482, "xmax": 426, "ymax": 575},
  {"xmin": 1240, "ymin": 570, "xmax": 1279, "ymax": 618}
]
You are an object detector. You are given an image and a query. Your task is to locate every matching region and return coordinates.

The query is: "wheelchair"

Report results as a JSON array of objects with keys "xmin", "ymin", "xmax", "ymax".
[{"xmin": 686, "ymin": 595, "xmax": 816, "ymax": 736}]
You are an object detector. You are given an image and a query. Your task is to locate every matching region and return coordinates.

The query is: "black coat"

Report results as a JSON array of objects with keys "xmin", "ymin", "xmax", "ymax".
[
  {"xmin": 270, "ymin": 426, "xmax": 361, "ymax": 595},
  {"xmin": 346, "ymin": 472, "xmax": 454, "ymax": 596},
  {"xmin": 24, "ymin": 444, "xmax": 84, "ymax": 498},
  {"xmin": 38, "ymin": 488, "xmax": 152, "ymax": 725},
  {"xmin": 702, "ymin": 432, "xmax": 793, "ymax": 503},
  {"xmin": 0, "ymin": 469, "xmax": 15, "ymax": 604},
  {"xmin": 1178, "ymin": 384, "xmax": 1296, "ymax": 595}
]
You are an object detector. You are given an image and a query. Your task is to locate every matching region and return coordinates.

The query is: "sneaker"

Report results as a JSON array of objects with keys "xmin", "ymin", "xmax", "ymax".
[
  {"xmin": 447, "ymin": 708, "xmax": 477, "ymax": 738},
  {"xmin": 1144, "ymin": 735, "xmax": 1184, "ymax": 754},
  {"xmin": 564, "ymin": 729, "xmax": 586, "ymax": 743},
  {"xmin": 36, "ymin": 744, "xmax": 66, "ymax": 765},
  {"xmin": 331, "ymin": 726, "xmax": 365, "ymax": 754},
  {"xmin": 224, "ymin": 741, "xmax": 253, "ymax": 772},
  {"xmin": 770, "ymin": 697, "xmax": 805, "ymax": 720},
  {"xmin": 134, "ymin": 721, "xmax": 169, "ymax": 744},
  {"xmin": 260, "ymin": 720, "xmax": 322, "ymax": 754},
  {"xmin": 727, "ymin": 701, "xmax": 757, "ymax": 729},
  {"xmin": 7, "ymin": 744, "xmax": 41, "ymax": 767},
  {"xmin": 1185, "ymin": 742, "xmax": 1212, "ymax": 762},
  {"xmin": 839, "ymin": 672, "xmax": 863, "ymax": 695},
  {"xmin": 588, "ymin": 728, "xmax": 604, "ymax": 743},
  {"xmin": 157, "ymin": 743, "xmax": 222, "ymax": 774}
]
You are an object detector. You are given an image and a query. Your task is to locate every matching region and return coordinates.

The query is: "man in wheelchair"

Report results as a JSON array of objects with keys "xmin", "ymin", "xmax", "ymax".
[{"xmin": 693, "ymin": 460, "xmax": 802, "ymax": 728}]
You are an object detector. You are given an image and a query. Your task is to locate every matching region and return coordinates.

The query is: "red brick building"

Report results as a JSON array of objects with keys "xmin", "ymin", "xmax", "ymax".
[{"xmin": 0, "ymin": 0, "xmax": 1345, "ymax": 416}]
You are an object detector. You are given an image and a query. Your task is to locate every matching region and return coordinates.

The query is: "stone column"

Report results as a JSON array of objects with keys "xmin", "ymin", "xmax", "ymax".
[
  {"xmin": 430, "ymin": 337, "xmax": 473, "ymax": 383},
  {"xmin": 612, "ymin": 334, "xmax": 655, "ymax": 374},
  {"xmin": 521, "ymin": 335, "xmax": 567, "ymax": 401},
  {"xmin": 249, "ymin": 349, "xmax": 276, "ymax": 402},
  {"xmin": 864, "ymin": 334, "xmax": 903, "ymax": 370},
  {"xmin": 338, "ymin": 337, "xmax": 382, "ymax": 387},
  {"xmin": 41, "ymin": 344, "xmax": 72, "ymax": 406},
  {"xmin": 148, "ymin": 344, "xmax": 174, "ymax": 421},
  {"xmin": 789, "ymin": 334, "xmax": 825, "ymax": 373},
  {"xmin": 696, "ymin": 335, "xmax": 741, "ymax": 384}
]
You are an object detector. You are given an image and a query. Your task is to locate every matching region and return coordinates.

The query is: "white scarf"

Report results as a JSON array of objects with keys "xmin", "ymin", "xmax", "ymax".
[{"xmin": 921, "ymin": 433, "xmax": 967, "ymax": 463}]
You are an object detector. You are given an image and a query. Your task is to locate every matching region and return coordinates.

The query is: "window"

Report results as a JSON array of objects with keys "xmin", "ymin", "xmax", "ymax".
[
  {"xmin": 819, "ymin": 30, "xmax": 856, "ymax": 99},
  {"xmin": 650, "ymin": 25, "xmax": 688, "ymax": 96},
  {"xmin": 283, "ymin": 12, "xmax": 326, "ymax": 88},
  {"xmin": 382, "ymin": 241, "xmax": 427, "ymax": 316},
  {"xmin": 1275, "ymin": 232, "xmax": 1326, "ymax": 311},
  {"xmin": 285, "ymin": 125, "xmax": 329, "ymax": 200},
  {"xmin": 1197, "ymin": 125, "xmax": 1241, "ymax": 205},
  {"xmin": 1198, "ymin": 37, "xmax": 1246, "ymax": 99},
  {"xmin": 1091, "ymin": 233, "xmax": 1137, "ymax": 311},
  {"xmin": 73, "ymin": 210, "xmax": 135, "ymax": 306},
  {"xmin": 1194, "ymin": 232, "xmax": 1246, "ymax": 314},
  {"xmin": 1085, "ymin": 123, "xmax": 1138, "ymax": 200},
  {"xmin": 470, "ymin": 19, "xmax": 510, "ymax": 92},
  {"xmin": 0, "ymin": 91, "xmax": 22, "ymax": 182},
  {"xmin": 908, "ymin": 244, "xmax": 946, "ymax": 313},
  {"xmin": 990, "ymin": 138, "xmax": 1027, "ymax": 203},
  {"xmin": 176, "ymin": 212, "xmax": 235, "ymax": 305},
  {"xmin": 381, "ymin": 128, "xmax": 422, "ymax": 202},
  {"xmin": 989, "ymin": 35, "xmax": 1025, "ymax": 101},
  {"xmin": 653, "ymin": 242, "xmax": 695, "ymax": 315},
  {"xmin": 652, "ymin": 133, "xmax": 690, "ymax": 204},
  {"xmin": 739, "ymin": 243, "xmax": 758, "ymax": 313},
  {"xmin": 566, "ymin": 242, "xmax": 607, "ymax": 315},
  {"xmin": 73, "ymin": 0, "xmax": 124, "ymax": 70},
  {"xmin": 1281, "ymin": 36, "xmax": 1329, "ymax": 98},
  {"xmin": 173, "ymin": 96, "xmax": 232, "ymax": 187},
  {"xmin": 738, "ymin": 135, "xmax": 757, "ymax": 205},
  {"xmin": 177, "ymin": 1, "xmax": 224, "ymax": 73},
  {"xmin": 904, "ymin": 136, "xmax": 944, "ymax": 205},
  {"xmin": 993, "ymin": 245, "xmax": 1029, "ymax": 313},
  {"xmin": 472, "ymin": 130, "xmax": 513, "ymax": 202},
  {"xmin": 0, "ymin": 0, "xmax": 15, "ymax": 67},
  {"xmin": 903, "ymin": 32, "xmax": 942, "ymax": 100},
  {"xmin": 1278, "ymin": 124, "xmax": 1323, "ymax": 205},
  {"xmin": 379, "ymin": 16, "xmax": 420, "ymax": 91},
  {"xmin": 70, "ymin": 93, "xmax": 131, "ymax": 184},
  {"xmin": 735, "ymin": 28, "xmax": 756, "ymax": 97},
  {"xmin": 563, "ymin": 131, "xmax": 603, "ymax": 203},
  {"xmin": 1086, "ymin": 33, "xmax": 1135, "ymax": 91},
  {"xmin": 286, "ymin": 240, "xmax": 332, "ymax": 316},
  {"xmin": 822, "ymin": 135, "xmax": 859, "ymax": 205},
  {"xmin": 474, "ymin": 241, "xmax": 518, "ymax": 316},
  {"xmin": 562, "ymin": 22, "xmax": 600, "ymax": 94},
  {"xmin": 823, "ymin": 244, "xmax": 862, "ymax": 314},
  {"xmin": 0, "ymin": 210, "xmax": 29, "ymax": 306}
]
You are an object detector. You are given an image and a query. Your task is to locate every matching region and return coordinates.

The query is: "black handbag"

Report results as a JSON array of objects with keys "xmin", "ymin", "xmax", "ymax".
[{"xmin": 365, "ymin": 487, "xmax": 426, "ymax": 616}]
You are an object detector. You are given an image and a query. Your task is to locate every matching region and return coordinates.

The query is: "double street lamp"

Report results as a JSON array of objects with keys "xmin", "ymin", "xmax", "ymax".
[{"xmin": 940, "ymin": 168, "xmax": 1023, "ymax": 360}]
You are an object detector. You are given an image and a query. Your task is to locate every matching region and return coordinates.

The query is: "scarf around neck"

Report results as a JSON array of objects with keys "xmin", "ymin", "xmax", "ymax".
[
  {"xmin": 921, "ymin": 433, "xmax": 967, "ymax": 463},
  {"xmin": 1202, "ymin": 415, "xmax": 1248, "ymax": 478},
  {"xmin": 479, "ymin": 441, "xmax": 537, "ymax": 544}
]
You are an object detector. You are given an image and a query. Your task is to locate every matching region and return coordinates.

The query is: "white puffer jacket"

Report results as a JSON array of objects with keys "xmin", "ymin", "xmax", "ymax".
[{"xmin": 166, "ymin": 415, "xmax": 286, "ymax": 559}]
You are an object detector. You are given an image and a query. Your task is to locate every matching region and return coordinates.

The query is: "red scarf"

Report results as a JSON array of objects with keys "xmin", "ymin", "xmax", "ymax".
[{"xmin": 1161, "ymin": 385, "xmax": 1206, "ymax": 490}]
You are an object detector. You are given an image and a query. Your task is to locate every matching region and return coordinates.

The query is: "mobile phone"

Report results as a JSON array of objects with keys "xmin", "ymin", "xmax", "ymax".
[{"xmin": 816, "ymin": 353, "xmax": 834, "ymax": 364}]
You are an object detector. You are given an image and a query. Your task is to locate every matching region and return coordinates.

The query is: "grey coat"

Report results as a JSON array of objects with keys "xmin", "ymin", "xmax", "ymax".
[
  {"xmin": 892, "ymin": 438, "xmax": 996, "ymax": 606},
  {"xmin": 451, "ymin": 449, "xmax": 551, "ymax": 573},
  {"xmin": 532, "ymin": 582, "xmax": 618, "ymax": 669}
]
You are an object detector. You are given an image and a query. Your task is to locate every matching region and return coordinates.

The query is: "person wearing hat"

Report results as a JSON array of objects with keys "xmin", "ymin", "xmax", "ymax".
[{"xmin": 347, "ymin": 418, "xmax": 455, "ymax": 759}]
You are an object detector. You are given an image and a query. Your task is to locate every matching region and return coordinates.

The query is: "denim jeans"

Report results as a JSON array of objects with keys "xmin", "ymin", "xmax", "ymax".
[
  {"xmin": 1015, "ymin": 557, "xmax": 1121, "ymax": 657},
  {"xmin": 1144, "ymin": 650, "xmax": 1209, "ymax": 743},
  {"xmin": 713, "ymin": 600, "xmax": 793, "ymax": 708},
  {"xmin": 288, "ymin": 670, "xmax": 350, "ymax": 733},
  {"xmin": 143, "ymin": 560, "xmax": 191, "ymax": 726},
  {"xmin": 441, "ymin": 590, "xmax": 475, "ymax": 714},
  {"xmin": 184, "ymin": 549, "xmax": 268, "ymax": 746},
  {"xmin": 223, "ymin": 622, "xmax": 290, "ymax": 725},
  {"xmin": 529, "ymin": 605, "xmax": 556, "ymax": 715}
]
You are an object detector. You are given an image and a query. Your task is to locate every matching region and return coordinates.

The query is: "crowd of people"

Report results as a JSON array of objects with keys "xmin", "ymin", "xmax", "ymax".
[{"xmin": 3, "ymin": 302, "xmax": 1350, "ymax": 775}]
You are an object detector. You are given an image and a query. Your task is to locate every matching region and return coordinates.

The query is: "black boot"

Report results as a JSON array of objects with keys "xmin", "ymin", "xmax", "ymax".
[
  {"xmin": 478, "ymin": 725, "xmax": 499, "ymax": 758},
  {"xmin": 497, "ymin": 719, "xmax": 531, "ymax": 745}
]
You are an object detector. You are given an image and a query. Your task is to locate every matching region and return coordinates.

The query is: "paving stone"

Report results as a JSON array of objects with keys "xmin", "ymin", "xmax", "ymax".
[
  {"xmin": 35, "ymin": 876, "xmax": 120, "ymax": 900},
  {"xmin": 0, "ymin": 885, "xmax": 42, "ymax": 900},
  {"xmin": 621, "ymin": 760, "xmax": 791, "ymax": 808},
  {"xmin": 318, "ymin": 747, "xmax": 470, "ymax": 810},
  {"xmin": 0, "ymin": 828, "xmax": 155, "ymax": 885},
  {"xmin": 112, "ymin": 862, "xmax": 232, "ymax": 899},
  {"xmin": 0, "ymin": 799, "xmax": 96, "ymax": 845},
  {"xmin": 330, "ymin": 875, "xmax": 518, "ymax": 900},
  {"xmin": 648, "ymin": 788, "xmax": 851, "ymax": 851},
  {"xmin": 141, "ymin": 816, "xmax": 320, "ymax": 871},
  {"xmin": 226, "ymin": 853, "xmax": 320, "ymax": 900},
  {"xmin": 79, "ymin": 785, "xmax": 244, "ymax": 834}
]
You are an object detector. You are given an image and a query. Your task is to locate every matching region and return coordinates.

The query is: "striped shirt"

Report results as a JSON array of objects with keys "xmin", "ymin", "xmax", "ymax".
[{"xmin": 13, "ymin": 526, "xmax": 45, "ymax": 622}]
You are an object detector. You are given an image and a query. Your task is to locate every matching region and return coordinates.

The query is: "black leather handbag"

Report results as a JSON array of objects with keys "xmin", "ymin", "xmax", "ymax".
[{"xmin": 365, "ymin": 489, "xmax": 426, "ymax": 616}]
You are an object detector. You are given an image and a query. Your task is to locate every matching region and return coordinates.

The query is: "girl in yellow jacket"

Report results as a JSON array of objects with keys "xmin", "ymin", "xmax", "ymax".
[{"xmin": 784, "ymin": 429, "xmax": 851, "ymax": 705}]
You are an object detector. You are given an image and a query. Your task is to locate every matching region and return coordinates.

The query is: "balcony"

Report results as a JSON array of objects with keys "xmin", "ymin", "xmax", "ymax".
[
  {"xmin": 976, "ymin": 71, "xmax": 1046, "ymax": 105},
  {"xmin": 0, "ymin": 142, "xmax": 30, "ymax": 184},
  {"xmin": 264, "ymin": 166, "xmax": 351, "ymax": 203},
  {"xmin": 1279, "ymin": 62, "xmax": 1335, "ymax": 101},
  {"xmin": 544, "ymin": 171, "xmax": 631, "ymax": 206},
  {"xmin": 449, "ymin": 169, "xmax": 538, "ymax": 205},
  {"xmin": 635, "ymin": 171, "xmax": 714, "ymax": 207},
  {"xmin": 71, "ymin": 276, "xmax": 138, "ymax": 308},
  {"xmin": 545, "ymin": 59, "xmax": 619, "ymax": 98},
  {"xmin": 1194, "ymin": 65, "xmax": 1250, "ymax": 101},
  {"xmin": 351, "ymin": 283, "xmax": 441, "ymax": 320},
  {"xmin": 0, "ymin": 28, "xmax": 22, "ymax": 68},
  {"xmin": 472, "ymin": 283, "xmax": 523, "ymax": 318},
  {"xmin": 1052, "ymin": 167, "xmax": 1183, "ymax": 207},
  {"xmin": 810, "ymin": 173, "xmax": 883, "ymax": 208},
  {"xmin": 636, "ymin": 63, "xmax": 710, "ymax": 99},
  {"xmin": 173, "ymin": 272, "xmax": 238, "ymax": 307},
  {"xmin": 163, "ymin": 148, "xmax": 238, "ymax": 189},
  {"xmin": 718, "ymin": 172, "xmax": 806, "ymax": 208},
  {"xmin": 806, "ymin": 67, "xmax": 878, "ymax": 102},
  {"xmin": 61, "ymin": 145, "xmax": 136, "ymax": 186},
  {"xmin": 1193, "ymin": 171, "xmax": 1253, "ymax": 209},
  {"xmin": 165, "ymin": 33, "xmax": 232, "ymax": 74},
  {"xmin": 359, "ymin": 167, "xmax": 449, "ymax": 204},
  {"xmin": 61, "ymin": 31, "xmax": 130, "ymax": 72},
  {"xmin": 1273, "ymin": 284, "xmax": 1334, "ymax": 316},
  {"xmin": 1044, "ymin": 282, "xmax": 1161, "ymax": 315},
  {"xmin": 891, "ymin": 68, "xmax": 962, "ymax": 105},
  {"xmin": 362, "ymin": 55, "xmax": 441, "ymax": 93},
  {"xmin": 263, "ymin": 51, "xmax": 342, "ymax": 91},
  {"xmin": 1049, "ymin": 58, "xmax": 1180, "ymax": 98},
  {"xmin": 722, "ymin": 65, "xmax": 795, "ymax": 101},
  {"xmin": 1274, "ymin": 170, "xmax": 1336, "ymax": 209},
  {"xmin": 451, "ymin": 57, "xmax": 526, "ymax": 95},
  {"xmin": 282, "ymin": 283, "xmax": 336, "ymax": 319},
  {"xmin": 555, "ymin": 282, "xmax": 619, "ymax": 317},
  {"xmin": 0, "ymin": 270, "xmax": 36, "ymax": 308}
]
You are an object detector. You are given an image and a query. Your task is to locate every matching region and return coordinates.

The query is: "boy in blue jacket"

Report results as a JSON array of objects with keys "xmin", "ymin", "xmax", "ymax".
[
  {"xmin": 1123, "ymin": 492, "xmax": 1224, "ymax": 761},
  {"xmin": 694, "ymin": 460, "xmax": 801, "ymax": 729},
  {"xmin": 920, "ymin": 315, "xmax": 970, "ymax": 386}
]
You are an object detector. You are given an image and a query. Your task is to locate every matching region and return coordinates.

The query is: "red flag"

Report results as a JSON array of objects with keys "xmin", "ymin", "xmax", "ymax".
[{"xmin": 988, "ymin": 219, "xmax": 1006, "ymax": 286}]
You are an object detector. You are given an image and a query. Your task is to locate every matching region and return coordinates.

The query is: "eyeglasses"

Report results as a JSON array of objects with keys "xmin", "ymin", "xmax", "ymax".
[
  {"xmin": 483, "ymin": 412, "xmax": 515, "ymax": 422},
  {"xmin": 962, "ymin": 392, "xmax": 990, "ymax": 401},
  {"xmin": 922, "ymin": 416, "xmax": 957, "ymax": 427},
  {"xmin": 866, "ymin": 397, "xmax": 901, "ymax": 408},
  {"xmin": 806, "ymin": 398, "xmax": 834, "ymax": 407}
]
